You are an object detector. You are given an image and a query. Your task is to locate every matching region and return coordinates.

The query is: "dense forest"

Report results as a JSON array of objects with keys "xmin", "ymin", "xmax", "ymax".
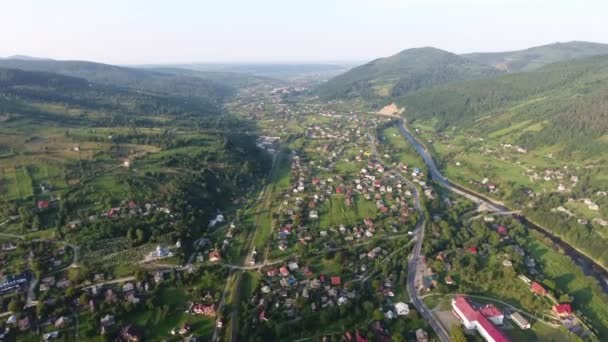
[
  {"xmin": 0, "ymin": 59, "xmax": 236, "ymax": 111},
  {"xmin": 400, "ymin": 54, "xmax": 608, "ymax": 147},
  {"xmin": 0, "ymin": 67, "xmax": 228, "ymax": 119}
]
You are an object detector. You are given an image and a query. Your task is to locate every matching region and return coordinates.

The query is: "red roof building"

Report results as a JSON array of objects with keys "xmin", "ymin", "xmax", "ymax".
[
  {"xmin": 331, "ymin": 276, "xmax": 341, "ymax": 286},
  {"xmin": 530, "ymin": 282, "xmax": 547, "ymax": 296},
  {"xmin": 468, "ymin": 246, "xmax": 478, "ymax": 254},
  {"xmin": 37, "ymin": 200, "xmax": 50, "ymax": 209},
  {"xmin": 552, "ymin": 304, "xmax": 573, "ymax": 318},
  {"xmin": 193, "ymin": 304, "xmax": 216, "ymax": 317},
  {"xmin": 452, "ymin": 296, "xmax": 509, "ymax": 342},
  {"xmin": 208, "ymin": 250, "xmax": 221, "ymax": 262},
  {"xmin": 480, "ymin": 304, "xmax": 505, "ymax": 325},
  {"xmin": 497, "ymin": 226, "xmax": 508, "ymax": 235}
]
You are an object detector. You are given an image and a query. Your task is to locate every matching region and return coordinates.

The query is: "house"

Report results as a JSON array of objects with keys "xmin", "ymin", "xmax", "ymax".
[
  {"xmin": 288, "ymin": 261, "xmax": 299, "ymax": 271},
  {"xmin": 415, "ymin": 329, "xmax": 429, "ymax": 342},
  {"xmin": 509, "ymin": 312, "xmax": 530, "ymax": 329},
  {"xmin": 530, "ymin": 282, "xmax": 547, "ymax": 296},
  {"xmin": 37, "ymin": 200, "xmax": 50, "ymax": 209},
  {"xmin": 107, "ymin": 207, "xmax": 121, "ymax": 217},
  {"xmin": 445, "ymin": 275, "xmax": 454, "ymax": 285},
  {"xmin": 309, "ymin": 210, "xmax": 318, "ymax": 219},
  {"xmin": 330, "ymin": 276, "xmax": 341, "ymax": 286},
  {"xmin": 55, "ymin": 316, "xmax": 70, "ymax": 328},
  {"xmin": 122, "ymin": 282, "xmax": 135, "ymax": 292},
  {"xmin": 468, "ymin": 246, "xmax": 478, "ymax": 254},
  {"xmin": 18, "ymin": 317, "xmax": 31, "ymax": 331},
  {"xmin": 552, "ymin": 304, "xmax": 573, "ymax": 318},
  {"xmin": 395, "ymin": 302, "xmax": 409, "ymax": 316},
  {"xmin": 452, "ymin": 296, "xmax": 509, "ymax": 342},
  {"xmin": 279, "ymin": 266, "xmax": 290, "ymax": 277},
  {"xmin": 193, "ymin": 304, "xmax": 216, "ymax": 316},
  {"xmin": 209, "ymin": 250, "xmax": 221, "ymax": 262},
  {"xmin": 497, "ymin": 226, "xmax": 508, "ymax": 235},
  {"xmin": 43, "ymin": 331, "xmax": 60, "ymax": 341},
  {"xmin": 119, "ymin": 324, "xmax": 143, "ymax": 342},
  {"xmin": 100, "ymin": 314, "xmax": 115, "ymax": 327}
]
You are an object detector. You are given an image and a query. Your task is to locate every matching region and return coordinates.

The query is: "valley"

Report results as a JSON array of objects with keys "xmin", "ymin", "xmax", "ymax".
[{"xmin": 2, "ymin": 40, "xmax": 608, "ymax": 342}]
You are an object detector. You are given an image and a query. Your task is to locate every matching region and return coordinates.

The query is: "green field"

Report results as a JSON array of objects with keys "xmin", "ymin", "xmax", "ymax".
[{"xmin": 526, "ymin": 236, "xmax": 608, "ymax": 337}]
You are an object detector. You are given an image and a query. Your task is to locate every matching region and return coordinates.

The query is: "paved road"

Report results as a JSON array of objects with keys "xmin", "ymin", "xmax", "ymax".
[
  {"xmin": 368, "ymin": 131, "xmax": 451, "ymax": 342},
  {"xmin": 80, "ymin": 276, "xmax": 136, "ymax": 289}
]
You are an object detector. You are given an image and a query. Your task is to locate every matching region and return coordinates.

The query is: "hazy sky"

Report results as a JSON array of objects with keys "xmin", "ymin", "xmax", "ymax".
[{"xmin": 2, "ymin": 0, "xmax": 608, "ymax": 64}]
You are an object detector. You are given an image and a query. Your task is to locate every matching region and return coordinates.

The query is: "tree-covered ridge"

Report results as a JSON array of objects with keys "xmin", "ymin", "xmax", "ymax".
[
  {"xmin": 399, "ymin": 54, "xmax": 608, "ymax": 147},
  {"xmin": 463, "ymin": 41, "xmax": 608, "ymax": 72},
  {"xmin": 317, "ymin": 47, "xmax": 502, "ymax": 101},
  {"xmin": 0, "ymin": 67, "xmax": 224, "ymax": 118},
  {"xmin": 0, "ymin": 58, "xmax": 236, "ymax": 110}
]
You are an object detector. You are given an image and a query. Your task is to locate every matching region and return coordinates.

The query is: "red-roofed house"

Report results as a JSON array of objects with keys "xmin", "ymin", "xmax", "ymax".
[
  {"xmin": 193, "ymin": 304, "xmax": 216, "ymax": 317},
  {"xmin": 497, "ymin": 226, "xmax": 508, "ymax": 235},
  {"xmin": 107, "ymin": 208, "xmax": 120, "ymax": 217},
  {"xmin": 552, "ymin": 304, "xmax": 572, "ymax": 318},
  {"xmin": 37, "ymin": 200, "xmax": 50, "ymax": 209},
  {"xmin": 452, "ymin": 296, "xmax": 509, "ymax": 342},
  {"xmin": 530, "ymin": 282, "xmax": 547, "ymax": 296},
  {"xmin": 208, "ymin": 250, "xmax": 221, "ymax": 262},
  {"xmin": 279, "ymin": 266, "xmax": 289, "ymax": 277},
  {"xmin": 331, "ymin": 276, "xmax": 341, "ymax": 286},
  {"xmin": 468, "ymin": 246, "xmax": 478, "ymax": 254}
]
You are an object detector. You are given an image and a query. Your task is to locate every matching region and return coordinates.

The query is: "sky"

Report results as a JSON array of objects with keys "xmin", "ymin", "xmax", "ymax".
[{"xmin": 2, "ymin": 0, "xmax": 608, "ymax": 64}]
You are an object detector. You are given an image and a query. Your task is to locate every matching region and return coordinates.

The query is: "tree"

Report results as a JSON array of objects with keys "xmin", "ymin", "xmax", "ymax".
[
  {"xmin": 372, "ymin": 309, "xmax": 384, "ymax": 321},
  {"xmin": 559, "ymin": 294, "xmax": 573, "ymax": 303},
  {"xmin": 450, "ymin": 326, "xmax": 467, "ymax": 342},
  {"xmin": 8, "ymin": 298, "xmax": 21, "ymax": 313}
]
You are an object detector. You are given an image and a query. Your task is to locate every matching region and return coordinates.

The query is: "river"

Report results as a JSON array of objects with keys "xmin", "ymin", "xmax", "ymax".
[{"xmin": 395, "ymin": 118, "xmax": 608, "ymax": 294}]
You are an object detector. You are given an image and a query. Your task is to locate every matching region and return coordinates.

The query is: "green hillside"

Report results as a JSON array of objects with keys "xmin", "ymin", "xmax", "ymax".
[
  {"xmin": 399, "ymin": 54, "xmax": 608, "ymax": 150},
  {"xmin": 317, "ymin": 47, "xmax": 502, "ymax": 101},
  {"xmin": 0, "ymin": 67, "xmax": 223, "ymax": 119},
  {"xmin": 0, "ymin": 58, "xmax": 235, "ymax": 110},
  {"xmin": 463, "ymin": 41, "xmax": 608, "ymax": 72}
]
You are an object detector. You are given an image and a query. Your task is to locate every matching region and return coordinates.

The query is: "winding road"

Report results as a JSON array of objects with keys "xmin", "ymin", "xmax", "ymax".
[{"xmin": 368, "ymin": 130, "xmax": 451, "ymax": 342}]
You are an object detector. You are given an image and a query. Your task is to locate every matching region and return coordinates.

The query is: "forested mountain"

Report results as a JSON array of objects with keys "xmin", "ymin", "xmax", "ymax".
[
  {"xmin": 0, "ymin": 58, "xmax": 235, "ymax": 110},
  {"xmin": 0, "ymin": 67, "xmax": 227, "ymax": 121},
  {"xmin": 463, "ymin": 41, "xmax": 608, "ymax": 72},
  {"xmin": 399, "ymin": 54, "xmax": 608, "ymax": 150},
  {"xmin": 317, "ymin": 47, "xmax": 502, "ymax": 102}
]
